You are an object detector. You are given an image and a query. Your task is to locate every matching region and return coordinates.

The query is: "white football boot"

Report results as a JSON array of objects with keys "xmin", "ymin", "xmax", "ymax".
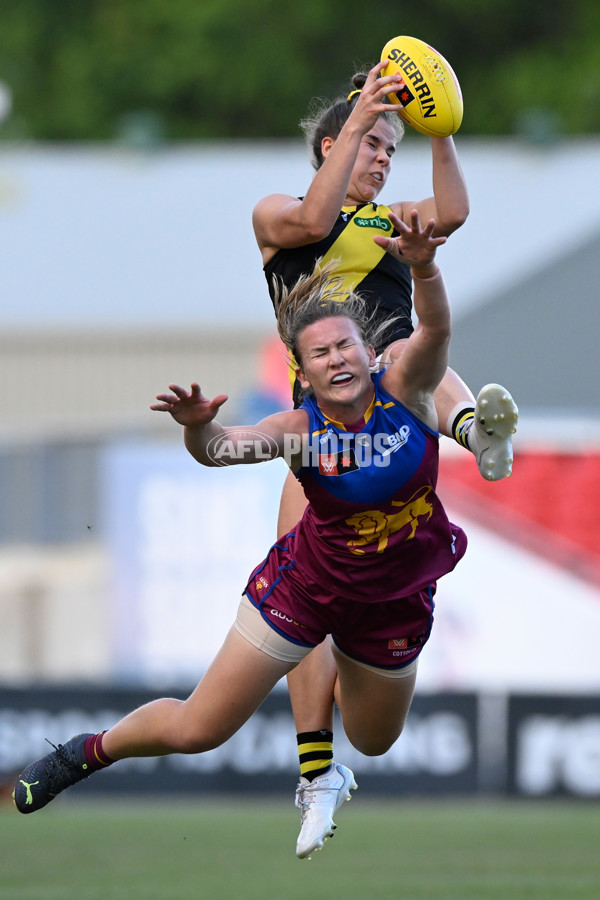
[
  {"xmin": 469, "ymin": 384, "xmax": 519, "ymax": 481},
  {"xmin": 295, "ymin": 763, "xmax": 357, "ymax": 859}
]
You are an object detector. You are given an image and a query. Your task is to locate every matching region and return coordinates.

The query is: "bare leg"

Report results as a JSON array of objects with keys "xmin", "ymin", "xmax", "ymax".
[
  {"xmin": 382, "ymin": 339, "xmax": 474, "ymax": 440},
  {"xmin": 435, "ymin": 368, "xmax": 475, "ymax": 438},
  {"xmin": 13, "ymin": 627, "xmax": 295, "ymax": 816},
  {"xmin": 333, "ymin": 646, "xmax": 417, "ymax": 756},
  {"xmin": 288, "ymin": 637, "xmax": 338, "ymax": 733},
  {"xmin": 277, "ymin": 467, "xmax": 309, "ymax": 537},
  {"xmin": 102, "ymin": 627, "xmax": 293, "ymax": 760}
]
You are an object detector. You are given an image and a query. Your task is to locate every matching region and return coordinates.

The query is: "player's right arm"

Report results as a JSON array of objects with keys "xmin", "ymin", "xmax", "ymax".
[
  {"xmin": 253, "ymin": 62, "xmax": 405, "ymax": 262},
  {"xmin": 151, "ymin": 382, "xmax": 306, "ymax": 468}
]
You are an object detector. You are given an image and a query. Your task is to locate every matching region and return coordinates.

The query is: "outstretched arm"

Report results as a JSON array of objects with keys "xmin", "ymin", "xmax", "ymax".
[
  {"xmin": 375, "ymin": 212, "xmax": 451, "ymax": 424},
  {"xmin": 392, "ymin": 136, "xmax": 469, "ymax": 237},
  {"xmin": 151, "ymin": 382, "xmax": 230, "ymax": 466},
  {"xmin": 151, "ymin": 383, "xmax": 305, "ymax": 468}
]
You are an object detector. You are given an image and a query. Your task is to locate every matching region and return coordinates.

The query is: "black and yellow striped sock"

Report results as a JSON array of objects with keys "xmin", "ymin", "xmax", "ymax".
[
  {"xmin": 450, "ymin": 406, "xmax": 475, "ymax": 451},
  {"xmin": 297, "ymin": 729, "xmax": 334, "ymax": 782}
]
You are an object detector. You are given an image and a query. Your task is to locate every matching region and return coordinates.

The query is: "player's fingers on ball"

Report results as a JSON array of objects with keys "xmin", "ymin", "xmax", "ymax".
[
  {"xmin": 375, "ymin": 79, "xmax": 401, "ymax": 104},
  {"xmin": 380, "ymin": 71, "xmax": 403, "ymax": 89},
  {"xmin": 369, "ymin": 60, "xmax": 389, "ymax": 79}
]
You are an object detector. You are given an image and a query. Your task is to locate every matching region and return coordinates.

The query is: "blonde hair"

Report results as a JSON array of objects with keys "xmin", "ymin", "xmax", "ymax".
[{"xmin": 273, "ymin": 260, "xmax": 400, "ymax": 366}]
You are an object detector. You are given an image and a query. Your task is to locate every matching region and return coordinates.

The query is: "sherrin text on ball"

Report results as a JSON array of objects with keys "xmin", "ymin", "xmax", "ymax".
[{"xmin": 380, "ymin": 35, "xmax": 463, "ymax": 137}]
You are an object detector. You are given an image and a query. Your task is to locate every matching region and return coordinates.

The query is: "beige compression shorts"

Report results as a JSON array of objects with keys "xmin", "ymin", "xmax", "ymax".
[{"xmin": 234, "ymin": 594, "xmax": 418, "ymax": 679}]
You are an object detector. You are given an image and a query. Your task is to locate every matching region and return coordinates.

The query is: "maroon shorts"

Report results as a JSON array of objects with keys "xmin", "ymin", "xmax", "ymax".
[{"xmin": 243, "ymin": 537, "xmax": 435, "ymax": 672}]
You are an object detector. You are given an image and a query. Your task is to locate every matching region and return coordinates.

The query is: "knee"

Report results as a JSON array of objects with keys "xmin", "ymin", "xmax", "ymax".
[
  {"xmin": 351, "ymin": 736, "xmax": 395, "ymax": 757},
  {"xmin": 170, "ymin": 709, "xmax": 227, "ymax": 755},
  {"xmin": 175, "ymin": 732, "xmax": 221, "ymax": 755},
  {"xmin": 347, "ymin": 726, "xmax": 403, "ymax": 757}
]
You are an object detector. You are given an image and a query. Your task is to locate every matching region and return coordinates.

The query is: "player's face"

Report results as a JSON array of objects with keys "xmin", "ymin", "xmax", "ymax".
[
  {"xmin": 346, "ymin": 117, "xmax": 397, "ymax": 205},
  {"xmin": 296, "ymin": 316, "xmax": 376, "ymax": 417}
]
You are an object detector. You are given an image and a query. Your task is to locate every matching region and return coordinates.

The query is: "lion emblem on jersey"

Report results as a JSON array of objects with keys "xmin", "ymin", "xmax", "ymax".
[{"xmin": 345, "ymin": 485, "xmax": 433, "ymax": 554}]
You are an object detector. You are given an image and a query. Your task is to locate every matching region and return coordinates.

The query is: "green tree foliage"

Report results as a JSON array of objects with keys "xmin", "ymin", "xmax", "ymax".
[{"xmin": 0, "ymin": 0, "xmax": 599, "ymax": 140}]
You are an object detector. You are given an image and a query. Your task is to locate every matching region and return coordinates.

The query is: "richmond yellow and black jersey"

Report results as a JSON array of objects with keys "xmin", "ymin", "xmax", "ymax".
[{"xmin": 264, "ymin": 201, "xmax": 414, "ymax": 353}]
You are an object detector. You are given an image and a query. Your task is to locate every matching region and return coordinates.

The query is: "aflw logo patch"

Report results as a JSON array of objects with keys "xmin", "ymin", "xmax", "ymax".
[
  {"xmin": 388, "ymin": 636, "xmax": 422, "ymax": 650},
  {"xmin": 318, "ymin": 448, "xmax": 359, "ymax": 476}
]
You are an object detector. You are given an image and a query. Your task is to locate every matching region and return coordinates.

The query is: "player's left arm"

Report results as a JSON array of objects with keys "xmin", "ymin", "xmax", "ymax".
[{"xmin": 390, "ymin": 136, "xmax": 469, "ymax": 237}]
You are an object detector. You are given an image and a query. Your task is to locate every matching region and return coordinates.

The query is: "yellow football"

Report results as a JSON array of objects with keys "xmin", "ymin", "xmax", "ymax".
[{"xmin": 380, "ymin": 35, "xmax": 463, "ymax": 137}]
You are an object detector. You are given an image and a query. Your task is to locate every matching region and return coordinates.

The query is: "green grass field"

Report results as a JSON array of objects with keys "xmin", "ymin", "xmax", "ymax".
[{"xmin": 1, "ymin": 796, "xmax": 599, "ymax": 900}]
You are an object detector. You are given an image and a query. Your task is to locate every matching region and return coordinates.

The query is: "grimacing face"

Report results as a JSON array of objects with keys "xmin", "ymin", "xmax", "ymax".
[
  {"xmin": 323, "ymin": 116, "xmax": 397, "ymax": 206},
  {"xmin": 295, "ymin": 316, "xmax": 376, "ymax": 414}
]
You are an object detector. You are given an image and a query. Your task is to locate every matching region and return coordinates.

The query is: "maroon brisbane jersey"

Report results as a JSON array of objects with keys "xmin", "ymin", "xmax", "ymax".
[{"xmin": 243, "ymin": 374, "xmax": 467, "ymax": 669}]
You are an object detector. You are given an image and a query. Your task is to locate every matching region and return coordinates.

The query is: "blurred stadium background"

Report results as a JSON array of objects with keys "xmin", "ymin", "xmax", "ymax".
[{"xmin": 1, "ymin": 0, "xmax": 599, "ymax": 832}]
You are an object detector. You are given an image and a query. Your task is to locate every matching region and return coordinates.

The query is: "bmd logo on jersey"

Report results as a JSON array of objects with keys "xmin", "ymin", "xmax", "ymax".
[{"xmin": 379, "ymin": 425, "xmax": 411, "ymax": 457}]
